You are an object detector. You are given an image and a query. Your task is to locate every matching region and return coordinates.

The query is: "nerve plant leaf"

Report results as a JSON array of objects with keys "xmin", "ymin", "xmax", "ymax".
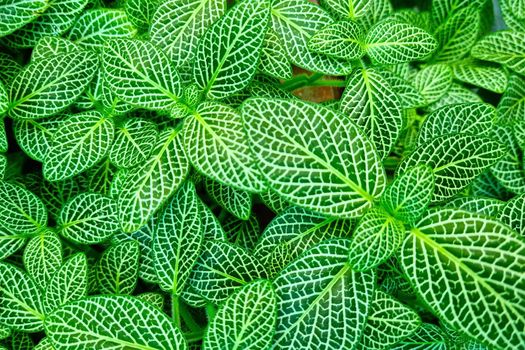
[
  {"xmin": 23, "ymin": 230, "xmax": 62, "ymax": 287},
  {"xmin": 97, "ymin": 241, "xmax": 140, "ymax": 295},
  {"xmin": 320, "ymin": 0, "xmax": 371, "ymax": 20},
  {"xmin": 472, "ymin": 30, "xmax": 525, "ymax": 76},
  {"xmin": 308, "ymin": 20, "xmax": 366, "ymax": 61},
  {"xmin": 259, "ymin": 28, "xmax": 292, "ymax": 80},
  {"xmin": 0, "ymin": 181, "xmax": 47, "ymax": 235},
  {"xmin": 109, "ymin": 118, "xmax": 158, "ymax": 169},
  {"xmin": 0, "ymin": 0, "xmax": 49, "ymax": 37},
  {"xmin": 205, "ymin": 178, "xmax": 252, "ymax": 220},
  {"xmin": 499, "ymin": 193, "xmax": 525, "ymax": 236}
]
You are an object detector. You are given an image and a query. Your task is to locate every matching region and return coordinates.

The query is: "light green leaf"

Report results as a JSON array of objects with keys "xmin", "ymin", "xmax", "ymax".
[
  {"xmin": 103, "ymin": 39, "xmax": 182, "ymax": 110},
  {"xmin": 273, "ymin": 239, "xmax": 374, "ymax": 350},
  {"xmin": 259, "ymin": 188, "xmax": 290, "ymax": 214},
  {"xmin": 204, "ymin": 280, "xmax": 276, "ymax": 350},
  {"xmin": 23, "ymin": 230, "xmax": 62, "ymax": 287},
  {"xmin": 58, "ymin": 193, "xmax": 119, "ymax": 244},
  {"xmin": 183, "ymin": 101, "xmax": 264, "ymax": 193},
  {"xmin": 320, "ymin": 0, "xmax": 371, "ymax": 20},
  {"xmin": 399, "ymin": 134, "xmax": 505, "ymax": 202},
  {"xmin": 109, "ymin": 118, "xmax": 158, "ymax": 169},
  {"xmin": 365, "ymin": 20, "xmax": 436, "ymax": 65},
  {"xmin": 490, "ymin": 124, "xmax": 525, "ymax": 194},
  {"xmin": 0, "ymin": 82, "xmax": 8, "ymax": 116},
  {"xmin": 97, "ymin": 241, "xmax": 139, "ymax": 295},
  {"xmin": 413, "ymin": 64, "xmax": 452, "ymax": 104},
  {"xmin": 135, "ymin": 292, "xmax": 164, "ymax": 310},
  {"xmin": 357, "ymin": 0, "xmax": 393, "ymax": 31},
  {"xmin": 31, "ymin": 36, "xmax": 77, "ymax": 61},
  {"xmin": 45, "ymin": 296, "xmax": 187, "ymax": 350},
  {"xmin": 429, "ymin": 82, "xmax": 482, "ymax": 111},
  {"xmin": 509, "ymin": 0, "xmax": 525, "ymax": 19},
  {"xmin": 34, "ymin": 338, "xmax": 53, "ymax": 350},
  {"xmin": 271, "ymin": 0, "xmax": 353, "ymax": 75},
  {"xmin": 308, "ymin": 21, "xmax": 365, "ymax": 61},
  {"xmin": 431, "ymin": 0, "xmax": 485, "ymax": 25},
  {"xmin": 0, "ymin": 324, "xmax": 10, "ymax": 340},
  {"xmin": 379, "ymin": 69, "xmax": 426, "ymax": 109},
  {"xmin": 496, "ymin": 74, "xmax": 525, "ymax": 123},
  {"xmin": 340, "ymin": 68, "xmax": 403, "ymax": 159},
  {"xmin": 391, "ymin": 323, "xmax": 447, "ymax": 350},
  {"xmin": 0, "ymin": 52, "xmax": 22, "ymax": 84},
  {"xmin": 0, "ymin": 0, "xmax": 49, "ymax": 37},
  {"xmin": 401, "ymin": 209, "xmax": 525, "ymax": 350},
  {"xmin": 154, "ymin": 182, "xmax": 203, "ymax": 295},
  {"xmin": 242, "ymin": 98, "xmax": 385, "ymax": 218},
  {"xmin": 8, "ymin": 51, "xmax": 98, "ymax": 120},
  {"xmin": 0, "ymin": 227, "xmax": 27, "ymax": 261},
  {"xmin": 205, "ymin": 178, "xmax": 251, "ymax": 220},
  {"xmin": 388, "ymin": 9, "xmax": 431, "ymax": 31},
  {"xmin": 117, "ymin": 128, "xmax": 189, "ymax": 232},
  {"xmin": 223, "ymin": 214, "xmax": 260, "ymax": 251},
  {"xmin": 472, "ymin": 30, "xmax": 525, "ymax": 76},
  {"xmin": 259, "ymin": 28, "xmax": 292, "ymax": 80},
  {"xmin": 499, "ymin": 193, "xmax": 525, "ymax": 236},
  {"xmin": 445, "ymin": 196, "xmax": 505, "ymax": 217},
  {"xmin": 451, "ymin": 61, "xmax": 508, "ymax": 94},
  {"xmin": 10, "ymin": 332, "xmax": 33, "ymax": 350},
  {"xmin": 125, "ymin": 0, "xmax": 160, "ymax": 31},
  {"xmin": 0, "ymin": 181, "xmax": 47, "ymax": 235},
  {"xmin": 43, "ymin": 112, "xmax": 114, "ymax": 182},
  {"xmin": 0, "ymin": 262, "xmax": 45, "ymax": 332},
  {"xmin": 501, "ymin": 0, "xmax": 525, "ymax": 31}
]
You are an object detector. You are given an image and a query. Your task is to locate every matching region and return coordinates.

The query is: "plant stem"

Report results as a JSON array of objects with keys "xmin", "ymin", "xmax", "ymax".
[
  {"xmin": 281, "ymin": 72, "xmax": 324, "ymax": 91},
  {"xmin": 180, "ymin": 303, "xmax": 202, "ymax": 333},
  {"xmin": 206, "ymin": 303, "xmax": 217, "ymax": 321},
  {"xmin": 171, "ymin": 294, "xmax": 180, "ymax": 329},
  {"xmin": 308, "ymin": 79, "xmax": 347, "ymax": 88}
]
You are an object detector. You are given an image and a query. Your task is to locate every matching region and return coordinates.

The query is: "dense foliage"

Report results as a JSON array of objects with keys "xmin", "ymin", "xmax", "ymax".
[{"xmin": 0, "ymin": 0, "xmax": 524, "ymax": 349}]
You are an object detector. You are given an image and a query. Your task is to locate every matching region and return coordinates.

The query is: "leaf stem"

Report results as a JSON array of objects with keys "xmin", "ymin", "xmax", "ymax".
[
  {"xmin": 180, "ymin": 303, "xmax": 202, "ymax": 333},
  {"xmin": 281, "ymin": 72, "xmax": 324, "ymax": 91},
  {"xmin": 171, "ymin": 294, "xmax": 181, "ymax": 329}
]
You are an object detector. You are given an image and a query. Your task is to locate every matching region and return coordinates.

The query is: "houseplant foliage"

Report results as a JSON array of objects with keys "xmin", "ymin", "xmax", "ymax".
[{"xmin": 0, "ymin": 0, "xmax": 524, "ymax": 349}]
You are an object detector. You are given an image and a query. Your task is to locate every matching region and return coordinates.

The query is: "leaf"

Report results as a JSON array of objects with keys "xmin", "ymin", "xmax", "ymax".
[
  {"xmin": 43, "ymin": 112, "xmax": 114, "ymax": 182},
  {"xmin": 259, "ymin": 28, "xmax": 292, "ymax": 80},
  {"xmin": 430, "ymin": 0, "xmax": 485, "ymax": 25},
  {"xmin": 31, "ymin": 36, "xmax": 78, "ymax": 61},
  {"xmin": 189, "ymin": 241, "xmax": 266, "ymax": 303},
  {"xmin": 45, "ymin": 295, "xmax": 187, "ymax": 350},
  {"xmin": 58, "ymin": 193, "xmax": 119, "ymax": 244},
  {"xmin": 183, "ymin": 101, "xmax": 264, "ymax": 193},
  {"xmin": 68, "ymin": 9, "xmax": 137, "ymax": 51},
  {"xmin": 391, "ymin": 323, "xmax": 447, "ymax": 350},
  {"xmin": 135, "ymin": 292, "xmax": 164, "ymax": 310},
  {"xmin": 0, "ymin": 82, "xmax": 8, "ymax": 116},
  {"xmin": 445, "ymin": 196, "xmax": 505, "ymax": 217},
  {"xmin": 205, "ymin": 178, "xmax": 251, "ymax": 220},
  {"xmin": 509, "ymin": 0, "xmax": 525, "ymax": 19},
  {"xmin": 472, "ymin": 31, "xmax": 525, "ymax": 76},
  {"xmin": 23, "ymin": 230, "xmax": 62, "ymax": 287},
  {"xmin": 193, "ymin": 0, "xmax": 269, "ymax": 99},
  {"xmin": 379, "ymin": 69, "xmax": 426, "ymax": 109},
  {"xmin": 34, "ymin": 338, "xmax": 53, "ymax": 350},
  {"xmin": 154, "ymin": 182, "xmax": 203, "ymax": 295},
  {"xmin": 499, "ymin": 193, "xmax": 525, "ymax": 236},
  {"xmin": 0, "ymin": 227, "xmax": 27, "ymax": 261},
  {"xmin": 117, "ymin": 128, "xmax": 189, "ymax": 232},
  {"xmin": 109, "ymin": 118, "xmax": 158, "ymax": 169},
  {"xmin": 97, "ymin": 241, "xmax": 140, "ymax": 295},
  {"xmin": 308, "ymin": 21, "xmax": 365, "ymax": 61},
  {"xmin": 471, "ymin": 171, "xmax": 513, "ymax": 200},
  {"xmin": 0, "ymin": 181, "xmax": 47, "ymax": 235},
  {"xmin": 319, "ymin": 0, "xmax": 372, "ymax": 20},
  {"xmin": 0, "ymin": 262, "xmax": 45, "ymax": 332},
  {"xmin": 223, "ymin": 214, "xmax": 260, "ymax": 250},
  {"xmin": 204, "ymin": 280, "xmax": 276, "ymax": 350},
  {"xmin": 13, "ymin": 117, "xmax": 63, "ymax": 162},
  {"xmin": 150, "ymin": 0, "xmax": 226, "ymax": 67},
  {"xmin": 356, "ymin": 291, "xmax": 420, "ymax": 350},
  {"xmin": 0, "ymin": 52, "xmax": 22, "ymax": 84},
  {"xmin": 198, "ymin": 199, "xmax": 226, "ymax": 241},
  {"xmin": 413, "ymin": 64, "xmax": 452, "ymax": 104},
  {"xmin": 340, "ymin": 68, "xmax": 403, "ymax": 159},
  {"xmin": 125, "ymin": 0, "xmax": 159, "ymax": 31},
  {"xmin": 451, "ymin": 60, "xmax": 507, "ymax": 93},
  {"xmin": 0, "ymin": 324, "xmax": 10, "ymax": 340},
  {"xmin": 365, "ymin": 20, "xmax": 436, "ymax": 65},
  {"xmin": 490, "ymin": 124, "xmax": 525, "ymax": 194},
  {"xmin": 357, "ymin": 0, "xmax": 393, "ymax": 31},
  {"xmin": 270, "ymin": 0, "xmax": 353, "ymax": 75},
  {"xmin": 272, "ymin": 239, "xmax": 375, "ymax": 350},
  {"xmin": 429, "ymin": 83, "xmax": 482, "ymax": 111},
  {"xmin": 398, "ymin": 134, "xmax": 505, "ymax": 202},
  {"xmin": 496, "ymin": 74, "xmax": 525, "ymax": 123},
  {"xmin": 103, "ymin": 39, "xmax": 182, "ymax": 110},
  {"xmin": 242, "ymin": 98, "xmax": 385, "ymax": 218},
  {"xmin": 0, "ymin": 0, "xmax": 49, "ymax": 37},
  {"xmin": 401, "ymin": 209, "xmax": 525, "ymax": 349},
  {"xmin": 43, "ymin": 253, "xmax": 87, "ymax": 314},
  {"xmin": 8, "ymin": 51, "xmax": 98, "ymax": 120}
]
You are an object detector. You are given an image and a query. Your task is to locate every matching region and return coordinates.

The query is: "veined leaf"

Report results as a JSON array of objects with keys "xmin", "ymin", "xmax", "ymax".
[
  {"xmin": 490, "ymin": 124, "xmax": 525, "ymax": 194},
  {"xmin": 0, "ymin": 227, "xmax": 27, "ymax": 261},
  {"xmin": 204, "ymin": 280, "xmax": 276, "ymax": 350},
  {"xmin": 391, "ymin": 323, "xmax": 447, "ymax": 350},
  {"xmin": 31, "ymin": 37, "xmax": 78, "ymax": 63},
  {"xmin": 118, "ymin": 128, "xmax": 189, "ymax": 232},
  {"xmin": 320, "ymin": 0, "xmax": 371, "ymax": 20},
  {"xmin": 23, "ymin": 230, "xmax": 62, "ymax": 287},
  {"xmin": 43, "ymin": 112, "xmax": 114, "ymax": 182},
  {"xmin": 0, "ymin": 82, "xmax": 8, "ymax": 116},
  {"xmin": 125, "ymin": 0, "xmax": 159, "ymax": 31},
  {"xmin": 273, "ymin": 239, "xmax": 375, "ymax": 350},
  {"xmin": 109, "ymin": 118, "xmax": 158, "ymax": 169},
  {"xmin": 445, "ymin": 196, "xmax": 505, "ymax": 217},
  {"xmin": 413, "ymin": 64, "xmax": 452, "ymax": 104},
  {"xmin": 103, "ymin": 39, "xmax": 182, "ymax": 110},
  {"xmin": 183, "ymin": 101, "xmax": 264, "ymax": 193},
  {"xmin": 509, "ymin": 0, "xmax": 525, "ymax": 19},
  {"xmin": 431, "ymin": 0, "xmax": 485, "ymax": 25},
  {"xmin": 8, "ymin": 51, "xmax": 97, "ymax": 120},
  {"xmin": 259, "ymin": 28, "xmax": 292, "ymax": 80},
  {"xmin": 308, "ymin": 21, "xmax": 366, "ymax": 61},
  {"xmin": 401, "ymin": 209, "xmax": 525, "ymax": 349},
  {"xmin": 0, "ymin": 181, "xmax": 47, "ymax": 234},
  {"xmin": 97, "ymin": 241, "xmax": 139, "ymax": 295},
  {"xmin": 198, "ymin": 200, "xmax": 226, "ymax": 241},
  {"xmin": 223, "ymin": 214, "xmax": 260, "ymax": 250},
  {"xmin": 496, "ymin": 74, "xmax": 525, "ymax": 123},
  {"xmin": 58, "ymin": 193, "xmax": 119, "ymax": 244},
  {"xmin": 399, "ymin": 134, "xmax": 505, "ymax": 202},
  {"xmin": 0, "ymin": 324, "xmax": 10, "ymax": 340},
  {"xmin": 205, "ymin": 178, "xmax": 251, "ymax": 220},
  {"xmin": 193, "ymin": 0, "xmax": 269, "ymax": 99},
  {"xmin": 0, "ymin": 262, "xmax": 45, "ymax": 332},
  {"xmin": 379, "ymin": 69, "xmax": 426, "ymax": 109},
  {"xmin": 388, "ymin": 9, "xmax": 431, "ymax": 31},
  {"xmin": 499, "ymin": 193, "xmax": 525, "ymax": 236},
  {"xmin": 259, "ymin": 188, "xmax": 290, "ymax": 214},
  {"xmin": 45, "ymin": 296, "xmax": 187, "ymax": 350},
  {"xmin": 0, "ymin": 52, "xmax": 22, "ymax": 84},
  {"xmin": 340, "ymin": 68, "xmax": 403, "ymax": 159},
  {"xmin": 357, "ymin": 0, "xmax": 392, "ymax": 30},
  {"xmin": 472, "ymin": 30, "xmax": 525, "ymax": 76},
  {"xmin": 365, "ymin": 20, "xmax": 437, "ymax": 65},
  {"xmin": 135, "ymin": 292, "xmax": 163, "ymax": 310},
  {"xmin": 154, "ymin": 182, "xmax": 203, "ymax": 295},
  {"xmin": 34, "ymin": 338, "xmax": 53, "ymax": 350},
  {"xmin": 0, "ymin": 0, "xmax": 49, "ymax": 37},
  {"xmin": 429, "ymin": 83, "xmax": 482, "ymax": 111},
  {"xmin": 451, "ymin": 61, "xmax": 508, "ymax": 94}
]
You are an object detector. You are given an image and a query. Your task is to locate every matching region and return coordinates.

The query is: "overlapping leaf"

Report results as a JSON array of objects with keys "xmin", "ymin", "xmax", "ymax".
[
  {"xmin": 391, "ymin": 323, "xmax": 447, "ymax": 350},
  {"xmin": 499, "ymin": 193, "xmax": 525, "ymax": 235},
  {"xmin": 205, "ymin": 178, "xmax": 252, "ymax": 220},
  {"xmin": 413, "ymin": 64, "xmax": 452, "ymax": 104},
  {"xmin": 0, "ymin": 181, "xmax": 47, "ymax": 235},
  {"xmin": 0, "ymin": 0, "xmax": 49, "ymax": 37},
  {"xmin": 497, "ymin": 74, "xmax": 525, "ymax": 123},
  {"xmin": 259, "ymin": 28, "xmax": 292, "ymax": 80},
  {"xmin": 451, "ymin": 61, "xmax": 508, "ymax": 94},
  {"xmin": 472, "ymin": 30, "xmax": 525, "ymax": 75},
  {"xmin": 309, "ymin": 21, "xmax": 366, "ymax": 61},
  {"xmin": 445, "ymin": 196, "xmax": 505, "ymax": 217},
  {"xmin": 109, "ymin": 118, "xmax": 158, "ymax": 169},
  {"xmin": 320, "ymin": 0, "xmax": 371, "ymax": 20},
  {"xmin": 23, "ymin": 230, "xmax": 62, "ymax": 287},
  {"xmin": 97, "ymin": 242, "xmax": 139, "ymax": 295}
]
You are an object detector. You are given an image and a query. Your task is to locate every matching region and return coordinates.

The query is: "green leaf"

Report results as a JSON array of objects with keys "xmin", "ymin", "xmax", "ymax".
[
  {"xmin": 204, "ymin": 279, "xmax": 276, "ymax": 350},
  {"xmin": 193, "ymin": 0, "xmax": 269, "ymax": 99},
  {"xmin": 499, "ymin": 193, "xmax": 525, "ymax": 236},
  {"xmin": 198, "ymin": 199, "xmax": 226, "ymax": 241},
  {"xmin": 490, "ymin": 124, "xmax": 525, "ymax": 194},
  {"xmin": 320, "ymin": 0, "xmax": 371, "ymax": 20},
  {"xmin": 189, "ymin": 241, "xmax": 266, "ymax": 303},
  {"xmin": 23, "ymin": 230, "xmax": 62, "ymax": 287},
  {"xmin": 45, "ymin": 295, "xmax": 187, "ymax": 350},
  {"xmin": 43, "ymin": 112, "xmax": 114, "ymax": 181},
  {"xmin": 471, "ymin": 171, "xmax": 513, "ymax": 200},
  {"xmin": 0, "ymin": 324, "xmax": 10, "ymax": 340},
  {"xmin": 365, "ymin": 20, "xmax": 436, "ymax": 65},
  {"xmin": 58, "ymin": 193, "xmax": 119, "ymax": 244},
  {"xmin": 150, "ymin": 0, "xmax": 226, "ymax": 67},
  {"xmin": 398, "ymin": 134, "xmax": 505, "ymax": 202},
  {"xmin": 8, "ymin": 51, "xmax": 98, "ymax": 120},
  {"xmin": 0, "ymin": 52, "xmax": 22, "ymax": 84},
  {"xmin": 125, "ymin": 0, "xmax": 160, "ymax": 31},
  {"xmin": 103, "ymin": 39, "xmax": 182, "ymax": 110},
  {"xmin": 68, "ymin": 9, "xmax": 137, "ymax": 51},
  {"xmin": 0, "ymin": 227, "xmax": 27, "ymax": 261},
  {"xmin": 356, "ymin": 291, "xmax": 420, "ymax": 350},
  {"xmin": 97, "ymin": 241, "xmax": 139, "ymax": 295},
  {"xmin": 205, "ymin": 178, "xmax": 251, "ymax": 220},
  {"xmin": 10, "ymin": 332, "xmax": 33, "ymax": 350},
  {"xmin": 154, "ymin": 182, "xmax": 203, "ymax": 295},
  {"xmin": 43, "ymin": 253, "xmax": 87, "ymax": 314},
  {"xmin": 431, "ymin": 0, "xmax": 485, "ymax": 25},
  {"xmin": 509, "ymin": 0, "xmax": 525, "ymax": 19},
  {"xmin": 109, "ymin": 118, "xmax": 158, "ymax": 169},
  {"xmin": 183, "ymin": 101, "xmax": 264, "ymax": 193},
  {"xmin": 401, "ymin": 209, "xmax": 525, "ymax": 349},
  {"xmin": 472, "ymin": 30, "xmax": 525, "ymax": 76},
  {"xmin": 496, "ymin": 74, "xmax": 525, "ymax": 123},
  {"xmin": 117, "ymin": 128, "xmax": 189, "ymax": 232},
  {"xmin": 308, "ymin": 21, "xmax": 365, "ymax": 61},
  {"xmin": 429, "ymin": 82, "xmax": 482, "ymax": 111},
  {"xmin": 379, "ymin": 69, "xmax": 426, "ymax": 109},
  {"xmin": 135, "ymin": 292, "xmax": 164, "ymax": 310},
  {"xmin": 452, "ymin": 60, "xmax": 508, "ymax": 93},
  {"xmin": 272, "ymin": 239, "xmax": 374, "ymax": 350},
  {"xmin": 223, "ymin": 214, "xmax": 260, "ymax": 250},
  {"xmin": 34, "ymin": 338, "xmax": 53, "ymax": 350},
  {"xmin": 0, "ymin": 181, "xmax": 47, "ymax": 234},
  {"xmin": 270, "ymin": 0, "xmax": 353, "ymax": 75},
  {"xmin": 259, "ymin": 28, "xmax": 292, "ymax": 80},
  {"xmin": 445, "ymin": 196, "xmax": 505, "ymax": 217},
  {"xmin": 391, "ymin": 323, "xmax": 447, "ymax": 350},
  {"xmin": 0, "ymin": 82, "xmax": 8, "ymax": 116},
  {"xmin": 413, "ymin": 64, "xmax": 452, "ymax": 104},
  {"xmin": 357, "ymin": 0, "xmax": 393, "ymax": 31},
  {"xmin": 0, "ymin": 0, "xmax": 49, "ymax": 37},
  {"xmin": 340, "ymin": 68, "xmax": 403, "ymax": 159},
  {"xmin": 242, "ymin": 98, "xmax": 385, "ymax": 218},
  {"xmin": 0, "ymin": 262, "xmax": 45, "ymax": 332}
]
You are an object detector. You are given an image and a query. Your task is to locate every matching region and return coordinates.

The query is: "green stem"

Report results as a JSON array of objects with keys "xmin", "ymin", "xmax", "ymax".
[
  {"xmin": 206, "ymin": 303, "xmax": 217, "ymax": 321},
  {"xmin": 180, "ymin": 303, "xmax": 202, "ymax": 333},
  {"xmin": 171, "ymin": 294, "xmax": 180, "ymax": 329},
  {"xmin": 308, "ymin": 79, "xmax": 347, "ymax": 88},
  {"xmin": 281, "ymin": 72, "xmax": 324, "ymax": 91}
]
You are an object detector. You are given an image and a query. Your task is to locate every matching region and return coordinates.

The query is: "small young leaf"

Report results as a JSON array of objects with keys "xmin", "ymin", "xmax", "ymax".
[
  {"xmin": 309, "ymin": 21, "xmax": 366, "ymax": 61},
  {"xmin": 0, "ymin": 181, "xmax": 47, "ymax": 235},
  {"xmin": 413, "ymin": 64, "xmax": 452, "ymax": 104},
  {"xmin": 23, "ymin": 230, "xmax": 62, "ymax": 287},
  {"xmin": 223, "ymin": 214, "xmax": 260, "ymax": 250},
  {"xmin": 97, "ymin": 241, "xmax": 140, "ymax": 295}
]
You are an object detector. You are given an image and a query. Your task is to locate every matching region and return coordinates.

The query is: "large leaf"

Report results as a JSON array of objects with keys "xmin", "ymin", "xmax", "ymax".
[
  {"xmin": 0, "ymin": 181, "xmax": 47, "ymax": 235},
  {"xmin": 401, "ymin": 209, "xmax": 525, "ymax": 349},
  {"xmin": 242, "ymin": 98, "xmax": 385, "ymax": 218},
  {"xmin": 97, "ymin": 241, "xmax": 139, "ymax": 295},
  {"xmin": 23, "ymin": 230, "xmax": 62, "ymax": 287},
  {"xmin": 472, "ymin": 31, "xmax": 525, "ymax": 76},
  {"xmin": 308, "ymin": 20, "xmax": 366, "ymax": 61},
  {"xmin": 109, "ymin": 118, "xmax": 158, "ymax": 169},
  {"xmin": 272, "ymin": 239, "xmax": 375, "ymax": 350},
  {"xmin": 45, "ymin": 296, "xmax": 187, "ymax": 350},
  {"xmin": 8, "ymin": 51, "xmax": 97, "ymax": 120},
  {"xmin": 0, "ymin": 0, "xmax": 49, "ymax": 37}
]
